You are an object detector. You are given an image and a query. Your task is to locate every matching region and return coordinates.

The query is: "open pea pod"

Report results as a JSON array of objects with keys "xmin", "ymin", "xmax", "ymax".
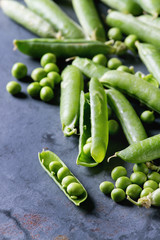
[
  {"xmin": 77, "ymin": 77, "xmax": 108, "ymax": 167},
  {"xmin": 39, "ymin": 150, "xmax": 87, "ymax": 206}
]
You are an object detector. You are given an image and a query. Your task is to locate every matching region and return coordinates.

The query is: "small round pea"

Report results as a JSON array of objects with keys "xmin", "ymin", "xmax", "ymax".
[
  {"xmin": 108, "ymin": 27, "xmax": 123, "ymax": 41},
  {"xmin": 126, "ymin": 184, "xmax": 142, "ymax": 200},
  {"xmin": 111, "ymin": 188, "xmax": 125, "ymax": 202},
  {"xmin": 133, "ymin": 163, "xmax": 149, "ymax": 175},
  {"xmin": 40, "ymin": 53, "xmax": 56, "ymax": 67},
  {"xmin": 40, "ymin": 86, "xmax": 54, "ymax": 102},
  {"xmin": 49, "ymin": 161, "xmax": 62, "ymax": 174},
  {"xmin": 83, "ymin": 143, "xmax": 91, "ymax": 157},
  {"xmin": 27, "ymin": 82, "xmax": 41, "ymax": 97},
  {"xmin": 115, "ymin": 176, "xmax": 131, "ymax": 190},
  {"xmin": 148, "ymin": 172, "xmax": 160, "ymax": 183},
  {"xmin": 150, "ymin": 188, "xmax": 160, "ymax": 207},
  {"xmin": 47, "ymin": 71, "xmax": 62, "ymax": 85},
  {"xmin": 108, "ymin": 119, "xmax": 119, "ymax": 136},
  {"xmin": 44, "ymin": 63, "xmax": 59, "ymax": 73},
  {"xmin": 57, "ymin": 167, "xmax": 71, "ymax": 181},
  {"xmin": 140, "ymin": 187, "xmax": 154, "ymax": 198},
  {"xmin": 143, "ymin": 180, "xmax": 158, "ymax": 190},
  {"xmin": 92, "ymin": 54, "xmax": 107, "ymax": 66},
  {"xmin": 11, "ymin": 62, "xmax": 27, "ymax": 79},
  {"xmin": 117, "ymin": 65, "xmax": 132, "ymax": 73},
  {"xmin": 86, "ymin": 137, "xmax": 92, "ymax": 144},
  {"xmin": 67, "ymin": 182, "xmax": 84, "ymax": 196},
  {"xmin": 111, "ymin": 166, "xmax": 127, "ymax": 181},
  {"xmin": 40, "ymin": 77, "xmax": 54, "ymax": 89},
  {"xmin": 99, "ymin": 181, "xmax": 114, "ymax": 194},
  {"xmin": 124, "ymin": 34, "xmax": 138, "ymax": 52},
  {"xmin": 107, "ymin": 58, "xmax": 122, "ymax": 70},
  {"xmin": 130, "ymin": 171, "xmax": 147, "ymax": 186},
  {"xmin": 140, "ymin": 110, "xmax": 155, "ymax": 124},
  {"xmin": 31, "ymin": 68, "xmax": 47, "ymax": 82},
  {"xmin": 61, "ymin": 176, "xmax": 77, "ymax": 188},
  {"xmin": 6, "ymin": 81, "xmax": 21, "ymax": 95}
]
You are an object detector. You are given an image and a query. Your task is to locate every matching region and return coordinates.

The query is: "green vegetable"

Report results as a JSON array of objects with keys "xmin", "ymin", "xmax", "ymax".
[
  {"xmin": 40, "ymin": 53, "xmax": 56, "ymax": 67},
  {"xmin": 115, "ymin": 176, "xmax": 131, "ymax": 190},
  {"xmin": 38, "ymin": 150, "xmax": 87, "ymax": 206},
  {"xmin": 140, "ymin": 110, "xmax": 155, "ymax": 124},
  {"xmin": 134, "ymin": 0, "xmax": 160, "ymax": 17},
  {"xmin": 31, "ymin": 68, "xmax": 47, "ymax": 82},
  {"xmin": 61, "ymin": 176, "xmax": 77, "ymax": 188},
  {"xmin": 60, "ymin": 65, "xmax": 83, "ymax": 136},
  {"xmin": 92, "ymin": 54, "xmax": 107, "ymax": 67},
  {"xmin": 126, "ymin": 184, "xmax": 142, "ymax": 200},
  {"xmin": 47, "ymin": 72, "xmax": 61, "ymax": 85},
  {"xmin": 44, "ymin": 63, "xmax": 59, "ymax": 73},
  {"xmin": 148, "ymin": 172, "xmax": 160, "ymax": 183},
  {"xmin": 49, "ymin": 161, "xmax": 62, "ymax": 173},
  {"xmin": 111, "ymin": 188, "xmax": 125, "ymax": 202},
  {"xmin": 140, "ymin": 188, "xmax": 154, "ymax": 198},
  {"xmin": 27, "ymin": 82, "xmax": 41, "ymax": 97},
  {"xmin": 107, "ymin": 58, "xmax": 122, "ymax": 70},
  {"xmin": 83, "ymin": 143, "xmax": 92, "ymax": 157},
  {"xmin": 108, "ymin": 119, "xmax": 119, "ymax": 136},
  {"xmin": 142, "ymin": 74, "xmax": 159, "ymax": 88},
  {"xmin": 6, "ymin": 81, "xmax": 21, "ymax": 95},
  {"xmin": 72, "ymin": 0, "xmax": 106, "ymax": 41},
  {"xmin": 99, "ymin": 181, "xmax": 114, "ymax": 194},
  {"xmin": 111, "ymin": 166, "xmax": 127, "ymax": 181},
  {"xmin": 138, "ymin": 15, "xmax": 160, "ymax": 30},
  {"xmin": 124, "ymin": 34, "xmax": 138, "ymax": 54},
  {"xmin": 108, "ymin": 27, "xmax": 122, "ymax": 41},
  {"xmin": 133, "ymin": 163, "xmax": 149, "ymax": 175},
  {"xmin": 24, "ymin": 0, "xmax": 85, "ymax": 39},
  {"xmin": 143, "ymin": 180, "xmax": 158, "ymax": 190},
  {"xmin": 67, "ymin": 183, "xmax": 84, "ymax": 198},
  {"xmin": 117, "ymin": 65, "xmax": 134, "ymax": 74},
  {"xmin": 40, "ymin": 77, "xmax": 54, "ymax": 89},
  {"xmin": 130, "ymin": 172, "xmax": 147, "ymax": 186},
  {"xmin": 40, "ymin": 86, "xmax": 54, "ymax": 102},
  {"xmin": 57, "ymin": 167, "xmax": 71, "ymax": 182},
  {"xmin": 1, "ymin": 0, "xmax": 57, "ymax": 38},
  {"xmin": 11, "ymin": 62, "xmax": 27, "ymax": 79}
]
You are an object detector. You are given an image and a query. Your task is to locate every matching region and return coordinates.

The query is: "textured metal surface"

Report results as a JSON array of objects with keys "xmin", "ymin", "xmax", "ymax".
[{"xmin": 1, "ymin": 1, "xmax": 160, "ymax": 240}]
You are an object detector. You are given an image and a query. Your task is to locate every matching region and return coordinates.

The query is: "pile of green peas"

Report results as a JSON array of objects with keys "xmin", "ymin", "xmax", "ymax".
[{"xmin": 99, "ymin": 163, "xmax": 160, "ymax": 204}]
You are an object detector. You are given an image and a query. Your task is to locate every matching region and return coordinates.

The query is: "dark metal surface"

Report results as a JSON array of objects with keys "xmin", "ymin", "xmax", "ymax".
[{"xmin": 1, "ymin": 1, "xmax": 160, "ymax": 240}]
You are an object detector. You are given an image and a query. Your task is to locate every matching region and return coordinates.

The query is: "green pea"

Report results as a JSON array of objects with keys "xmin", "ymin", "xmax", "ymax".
[
  {"xmin": 148, "ymin": 172, "xmax": 160, "ymax": 183},
  {"xmin": 140, "ymin": 187, "xmax": 154, "ymax": 198},
  {"xmin": 40, "ymin": 86, "xmax": 54, "ymax": 102},
  {"xmin": 117, "ymin": 65, "xmax": 134, "ymax": 74},
  {"xmin": 107, "ymin": 58, "xmax": 122, "ymax": 70},
  {"xmin": 61, "ymin": 176, "xmax": 77, "ymax": 188},
  {"xmin": 111, "ymin": 166, "xmax": 127, "ymax": 181},
  {"xmin": 99, "ymin": 181, "xmax": 114, "ymax": 194},
  {"xmin": 140, "ymin": 110, "xmax": 155, "ymax": 124},
  {"xmin": 6, "ymin": 81, "xmax": 21, "ymax": 95},
  {"xmin": 40, "ymin": 53, "xmax": 56, "ymax": 67},
  {"xmin": 108, "ymin": 119, "xmax": 119, "ymax": 136},
  {"xmin": 124, "ymin": 34, "xmax": 138, "ymax": 52},
  {"xmin": 133, "ymin": 163, "xmax": 149, "ymax": 175},
  {"xmin": 83, "ymin": 143, "xmax": 91, "ymax": 157},
  {"xmin": 92, "ymin": 54, "xmax": 107, "ymax": 66},
  {"xmin": 57, "ymin": 167, "xmax": 71, "ymax": 181},
  {"xmin": 86, "ymin": 137, "xmax": 92, "ymax": 144},
  {"xmin": 49, "ymin": 161, "xmax": 62, "ymax": 174},
  {"xmin": 47, "ymin": 71, "xmax": 62, "ymax": 85},
  {"xmin": 31, "ymin": 68, "xmax": 47, "ymax": 82},
  {"xmin": 44, "ymin": 63, "xmax": 59, "ymax": 73},
  {"xmin": 67, "ymin": 182, "xmax": 84, "ymax": 197},
  {"xmin": 126, "ymin": 184, "xmax": 142, "ymax": 200},
  {"xmin": 111, "ymin": 188, "xmax": 125, "ymax": 202},
  {"xmin": 40, "ymin": 77, "xmax": 54, "ymax": 89},
  {"xmin": 143, "ymin": 180, "xmax": 158, "ymax": 190},
  {"xmin": 27, "ymin": 82, "xmax": 41, "ymax": 97},
  {"xmin": 11, "ymin": 62, "xmax": 27, "ymax": 79},
  {"xmin": 130, "ymin": 171, "xmax": 147, "ymax": 186},
  {"xmin": 115, "ymin": 176, "xmax": 131, "ymax": 190},
  {"xmin": 108, "ymin": 27, "xmax": 123, "ymax": 41}
]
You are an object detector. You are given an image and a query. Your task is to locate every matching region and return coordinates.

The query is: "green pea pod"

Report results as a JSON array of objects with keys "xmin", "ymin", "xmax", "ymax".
[
  {"xmin": 134, "ymin": 0, "xmax": 160, "ymax": 17},
  {"xmin": 138, "ymin": 15, "xmax": 160, "ymax": 29},
  {"xmin": 72, "ymin": 0, "xmax": 106, "ymax": 41},
  {"xmin": 136, "ymin": 41, "xmax": 160, "ymax": 85},
  {"xmin": 1, "ymin": 0, "xmax": 57, "ymax": 38},
  {"xmin": 72, "ymin": 57, "xmax": 109, "ymax": 79},
  {"xmin": 60, "ymin": 65, "xmax": 84, "ymax": 136},
  {"xmin": 106, "ymin": 11, "xmax": 160, "ymax": 49},
  {"xmin": 13, "ymin": 39, "xmax": 115, "ymax": 59},
  {"xmin": 100, "ymin": 0, "xmax": 142, "ymax": 15},
  {"xmin": 24, "ymin": 0, "xmax": 85, "ymax": 39},
  {"xmin": 113, "ymin": 134, "xmax": 160, "ymax": 164},
  {"xmin": 106, "ymin": 88, "xmax": 147, "ymax": 144},
  {"xmin": 38, "ymin": 150, "xmax": 87, "ymax": 206},
  {"xmin": 100, "ymin": 70, "xmax": 160, "ymax": 114}
]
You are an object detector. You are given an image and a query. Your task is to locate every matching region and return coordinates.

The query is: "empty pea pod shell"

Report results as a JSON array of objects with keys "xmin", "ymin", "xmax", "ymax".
[{"xmin": 38, "ymin": 149, "xmax": 87, "ymax": 206}]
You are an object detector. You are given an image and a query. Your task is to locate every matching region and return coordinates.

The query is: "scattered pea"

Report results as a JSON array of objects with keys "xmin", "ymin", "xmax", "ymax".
[
  {"xmin": 130, "ymin": 172, "xmax": 147, "ymax": 186},
  {"xmin": 49, "ymin": 161, "xmax": 62, "ymax": 174},
  {"xmin": 27, "ymin": 82, "xmax": 41, "ymax": 97},
  {"xmin": 143, "ymin": 180, "xmax": 158, "ymax": 190},
  {"xmin": 11, "ymin": 62, "xmax": 27, "ymax": 79},
  {"xmin": 40, "ymin": 77, "xmax": 54, "ymax": 89},
  {"xmin": 107, "ymin": 58, "xmax": 122, "ymax": 70},
  {"xmin": 115, "ymin": 176, "xmax": 131, "ymax": 190},
  {"xmin": 31, "ymin": 68, "xmax": 47, "ymax": 82},
  {"xmin": 61, "ymin": 176, "xmax": 77, "ymax": 188},
  {"xmin": 40, "ymin": 86, "xmax": 54, "ymax": 102},
  {"xmin": 140, "ymin": 187, "xmax": 154, "ymax": 198},
  {"xmin": 99, "ymin": 181, "xmax": 114, "ymax": 194},
  {"xmin": 111, "ymin": 166, "xmax": 127, "ymax": 181},
  {"xmin": 83, "ymin": 143, "xmax": 91, "ymax": 156},
  {"xmin": 111, "ymin": 188, "xmax": 125, "ymax": 202},
  {"xmin": 124, "ymin": 34, "xmax": 138, "ymax": 53},
  {"xmin": 67, "ymin": 182, "xmax": 84, "ymax": 196},
  {"xmin": 40, "ymin": 53, "xmax": 56, "ymax": 67},
  {"xmin": 6, "ymin": 81, "xmax": 21, "ymax": 95},
  {"xmin": 44, "ymin": 63, "xmax": 59, "ymax": 73},
  {"xmin": 108, "ymin": 119, "xmax": 119, "ymax": 135},
  {"xmin": 92, "ymin": 54, "xmax": 107, "ymax": 66},
  {"xmin": 126, "ymin": 184, "xmax": 142, "ymax": 200},
  {"xmin": 117, "ymin": 65, "xmax": 134, "ymax": 74},
  {"xmin": 47, "ymin": 71, "xmax": 62, "ymax": 84},
  {"xmin": 140, "ymin": 110, "xmax": 155, "ymax": 124},
  {"xmin": 148, "ymin": 172, "xmax": 160, "ymax": 184},
  {"xmin": 133, "ymin": 163, "xmax": 149, "ymax": 175},
  {"xmin": 108, "ymin": 27, "xmax": 123, "ymax": 41},
  {"xmin": 57, "ymin": 167, "xmax": 71, "ymax": 181}
]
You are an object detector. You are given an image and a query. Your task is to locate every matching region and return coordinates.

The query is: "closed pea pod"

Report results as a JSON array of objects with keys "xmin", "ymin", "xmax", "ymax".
[
  {"xmin": 60, "ymin": 65, "xmax": 84, "ymax": 136},
  {"xmin": 138, "ymin": 15, "xmax": 160, "ymax": 30},
  {"xmin": 134, "ymin": 0, "xmax": 160, "ymax": 17}
]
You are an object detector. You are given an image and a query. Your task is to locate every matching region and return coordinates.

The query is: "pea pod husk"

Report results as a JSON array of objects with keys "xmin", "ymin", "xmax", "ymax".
[
  {"xmin": 38, "ymin": 150, "xmax": 87, "ymax": 206},
  {"xmin": 134, "ymin": 0, "xmax": 160, "ymax": 17},
  {"xmin": 138, "ymin": 15, "xmax": 160, "ymax": 29},
  {"xmin": 60, "ymin": 65, "xmax": 84, "ymax": 136}
]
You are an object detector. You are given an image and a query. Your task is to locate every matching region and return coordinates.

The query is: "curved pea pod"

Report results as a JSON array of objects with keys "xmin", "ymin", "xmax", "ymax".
[
  {"xmin": 13, "ymin": 39, "xmax": 115, "ymax": 59},
  {"xmin": 138, "ymin": 15, "xmax": 160, "ymax": 29},
  {"xmin": 106, "ymin": 11, "xmax": 160, "ymax": 49},
  {"xmin": 134, "ymin": 0, "xmax": 160, "ymax": 17},
  {"xmin": 136, "ymin": 41, "xmax": 160, "ymax": 85},
  {"xmin": 72, "ymin": 0, "xmax": 106, "ymax": 42},
  {"xmin": 100, "ymin": 70, "xmax": 160, "ymax": 114},
  {"xmin": 38, "ymin": 150, "xmax": 87, "ymax": 206},
  {"xmin": 24, "ymin": 0, "xmax": 85, "ymax": 39},
  {"xmin": 72, "ymin": 57, "xmax": 109, "ymax": 79},
  {"xmin": 106, "ymin": 88, "xmax": 147, "ymax": 144},
  {"xmin": 60, "ymin": 65, "xmax": 84, "ymax": 136},
  {"xmin": 100, "ymin": 0, "xmax": 142, "ymax": 15}
]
